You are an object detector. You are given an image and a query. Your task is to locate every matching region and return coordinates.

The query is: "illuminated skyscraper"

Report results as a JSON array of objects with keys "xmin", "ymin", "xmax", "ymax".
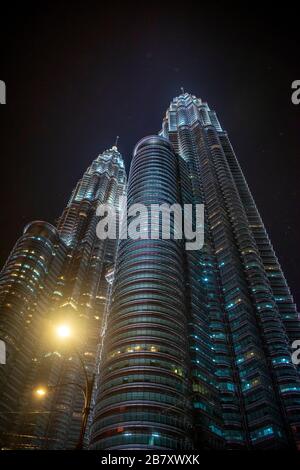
[
  {"xmin": 0, "ymin": 145, "xmax": 126, "ymax": 449},
  {"xmin": 90, "ymin": 93, "xmax": 300, "ymax": 450}
]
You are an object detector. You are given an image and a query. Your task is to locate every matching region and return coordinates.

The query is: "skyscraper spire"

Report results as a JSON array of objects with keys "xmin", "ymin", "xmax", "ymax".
[
  {"xmin": 180, "ymin": 86, "xmax": 185, "ymax": 94},
  {"xmin": 113, "ymin": 135, "xmax": 119, "ymax": 149}
]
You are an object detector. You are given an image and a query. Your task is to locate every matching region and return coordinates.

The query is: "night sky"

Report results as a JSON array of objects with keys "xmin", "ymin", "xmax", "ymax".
[{"xmin": 0, "ymin": 3, "xmax": 299, "ymax": 304}]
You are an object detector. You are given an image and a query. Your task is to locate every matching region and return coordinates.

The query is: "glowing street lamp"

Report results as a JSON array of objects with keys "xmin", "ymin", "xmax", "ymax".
[
  {"xmin": 37, "ymin": 321, "xmax": 95, "ymax": 450},
  {"xmin": 34, "ymin": 386, "xmax": 48, "ymax": 398},
  {"xmin": 56, "ymin": 324, "xmax": 72, "ymax": 339}
]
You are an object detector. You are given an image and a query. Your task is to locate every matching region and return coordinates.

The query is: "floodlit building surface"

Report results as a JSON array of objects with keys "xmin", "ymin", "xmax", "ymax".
[
  {"xmin": 0, "ymin": 147, "xmax": 126, "ymax": 449},
  {"xmin": 90, "ymin": 93, "xmax": 300, "ymax": 450},
  {"xmin": 1, "ymin": 94, "xmax": 300, "ymax": 450}
]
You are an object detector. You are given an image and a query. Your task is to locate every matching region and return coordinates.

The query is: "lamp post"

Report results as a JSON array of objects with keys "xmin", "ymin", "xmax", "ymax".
[{"xmin": 34, "ymin": 323, "xmax": 95, "ymax": 450}]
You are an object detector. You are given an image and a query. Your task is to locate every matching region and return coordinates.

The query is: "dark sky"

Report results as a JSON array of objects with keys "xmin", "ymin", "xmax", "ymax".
[{"xmin": 0, "ymin": 2, "xmax": 299, "ymax": 304}]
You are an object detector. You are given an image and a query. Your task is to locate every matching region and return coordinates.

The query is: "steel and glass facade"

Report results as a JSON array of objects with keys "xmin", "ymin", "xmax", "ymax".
[
  {"xmin": 91, "ymin": 93, "xmax": 300, "ymax": 450},
  {"xmin": 1, "ymin": 92, "xmax": 300, "ymax": 451},
  {"xmin": 90, "ymin": 136, "xmax": 193, "ymax": 450},
  {"xmin": 0, "ymin": 221, "xmax": 67, "ymax": 448},
  {"xmin": 0, "ymin": 146, "xmax": 126, "ymax": 449}
]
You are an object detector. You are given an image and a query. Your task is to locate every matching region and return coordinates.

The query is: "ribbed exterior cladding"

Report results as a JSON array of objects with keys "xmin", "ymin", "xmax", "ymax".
[
  {"xmin": 0, "ymin": 221, "xmax": 66, "ymax": 447},
  {"xmin": 90, "ymin": 136, "xmax": 193, "ymax": 450},
  {"xmin": 160, "ymin": 93, "xmax": 300, "ymax": 449},
  {"xmin": 1, "ymin": 93, "xmax": 299, "ymax": 451},
  {"xmin": 0, "ymin": 147, "xmax": 127, "ymax": 449},
  {"xmin": 32, "ymin": 147, "xmax": 127, "ymax": 449}
]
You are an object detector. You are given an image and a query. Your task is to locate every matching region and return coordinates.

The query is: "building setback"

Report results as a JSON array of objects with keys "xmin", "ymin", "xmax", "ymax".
[
  {"xmin": 90, "ymin": 93, "xmax": 300, "ymax": 450},
  {"xmin": 1, "ymin": 93, "xmax": 300, "ymax": 450},
  {"xmin": 0, "ymin": 146, "xmax": 126, "ymax": 449}
]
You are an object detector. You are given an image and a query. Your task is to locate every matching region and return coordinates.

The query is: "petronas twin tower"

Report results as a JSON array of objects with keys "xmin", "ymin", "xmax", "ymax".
[{"xmin": 0, "ymin": 92, "xmax": 300, "ymax": 450}]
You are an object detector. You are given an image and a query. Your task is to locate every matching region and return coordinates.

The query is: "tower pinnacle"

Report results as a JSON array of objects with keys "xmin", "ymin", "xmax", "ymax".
[{"xmin": 113, "ymin": 135, "xmax": 119, "ymax": 150}]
